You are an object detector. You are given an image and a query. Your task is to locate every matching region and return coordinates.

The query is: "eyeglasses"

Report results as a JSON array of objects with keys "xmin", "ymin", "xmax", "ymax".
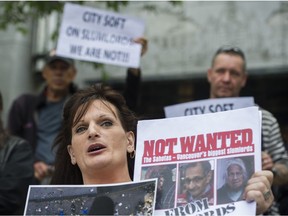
[
  {"xmin": 184, "ymin": 176, "xmax": 205, "ymax": 184},
  {"xmin": 215, "ymin": 45, "xmax": 245, "ymax": 60}
]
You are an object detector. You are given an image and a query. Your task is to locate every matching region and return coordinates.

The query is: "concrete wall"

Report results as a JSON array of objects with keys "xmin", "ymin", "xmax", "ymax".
[
  {"xmin": 1, "ymin": 1, "xmax": 288, "ymax": 124},
  {"xmin": 0, "ymin": 24, "xmax": 33, "ymax": 124},
  {"xmin": 75, "ymin": 1, "xmax": 288, "ymax": 83},
  {"xmin": 113, "ymin": 1, "xmax": 288, "ymax": 77}
]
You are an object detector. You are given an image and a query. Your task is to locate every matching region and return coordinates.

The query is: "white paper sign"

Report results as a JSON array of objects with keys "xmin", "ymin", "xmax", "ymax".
[
  {"xmin": 164, "ymin": 97, "xmax": 255, "ymax": 118},
  {"xmin": 134, "ymin": 107, "xmax": 262, "ymax": 215},
  {"xmin": 56, "ymin": 3, "xmax": 145, "ymax": 68}
]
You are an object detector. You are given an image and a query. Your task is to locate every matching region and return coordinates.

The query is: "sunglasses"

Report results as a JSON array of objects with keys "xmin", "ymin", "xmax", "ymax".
[
  {"xmin": 215, "ymin": 46, "xmax": 245, "ymax": 60},
  {"xmin": 183, "ymin": 176, "xmax": 205, "ymax": 184}
]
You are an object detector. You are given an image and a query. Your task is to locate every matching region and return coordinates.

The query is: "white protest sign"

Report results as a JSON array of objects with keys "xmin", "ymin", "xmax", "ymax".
[
  {"xmin": 56, "ymin": 3, "xmax": 145, "ymax": 68},
  {"xmin": 164, "ymin": 97, "xmax": 255, "ymax": 118},
  {"xmin": 134, "ymin": 107, "xmax": 262, "ymax": 215}
]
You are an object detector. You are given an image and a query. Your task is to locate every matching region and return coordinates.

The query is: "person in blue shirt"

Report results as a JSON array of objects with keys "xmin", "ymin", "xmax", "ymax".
[{"xmin": 7, "ymin": 38, "xmax": 147, "ymax": 184}]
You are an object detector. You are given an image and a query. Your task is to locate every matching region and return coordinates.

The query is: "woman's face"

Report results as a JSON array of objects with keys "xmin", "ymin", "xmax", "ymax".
[{"xmin": 67, "ymin": 99, "xmax": 134, "ymax": 179}]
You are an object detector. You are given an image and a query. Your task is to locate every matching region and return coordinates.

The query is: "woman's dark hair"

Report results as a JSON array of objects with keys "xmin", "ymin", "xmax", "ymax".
[
  {"xmin": 50, "ymin": 84, "xmax": 138, "ymax": 184},
  {"xmin": 0, "ymin": 91, "xmax": 8, "ymax": 149}
]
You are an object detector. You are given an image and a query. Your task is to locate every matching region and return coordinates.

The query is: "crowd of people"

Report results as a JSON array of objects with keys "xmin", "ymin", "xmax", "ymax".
[
  {"xmin": 51, "ymin": 84, "xmax": 273, "ymax": 215},
  {"xmin": 1, "ymin": 24, "xmax": 288, "ymax": 216}
]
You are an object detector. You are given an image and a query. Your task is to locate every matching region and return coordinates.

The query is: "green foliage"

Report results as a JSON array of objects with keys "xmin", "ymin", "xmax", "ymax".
[
  {"xmin": 0, "ymin": 1, "xmax": 182, "ymax": 32},
  {"xmin": 0, "ymin": 1, "xmax": 64, "ymax": 31},
  {"xmin": 169, "ymin": 0, "xmax": 182, "ymax": 6},
  {"xmin": 0, "ymin": 1, "xmax": 132, "ymax": 31},
  {"xmin": 106, "ymin": 1, "xmax": 129, "ymax": 11},
  {"xmin": 0, "ymin": 1, "xmax": 182, "ymax": 78}
]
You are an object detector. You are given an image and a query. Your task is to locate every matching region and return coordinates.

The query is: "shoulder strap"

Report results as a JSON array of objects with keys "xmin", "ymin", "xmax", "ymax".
[{"xmin": 0, "ymin": 137, "xmax": 23, "ymax": 166}]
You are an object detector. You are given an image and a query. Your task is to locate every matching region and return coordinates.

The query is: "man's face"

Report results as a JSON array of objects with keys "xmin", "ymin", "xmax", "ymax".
[
  {"xmin": 42, "ymin": 60, "xmax": 76, "ymax": 93},
  {"xmin": 184, "ymin": 163, "xmax": 211, "ymax": 199},
  {"xmin": 227, "ymin": 164, "xmax": 244, "ymax": 190},
  {"xmin": 207, "ymin": 53, "xmax": 247, "ymax": 98}
]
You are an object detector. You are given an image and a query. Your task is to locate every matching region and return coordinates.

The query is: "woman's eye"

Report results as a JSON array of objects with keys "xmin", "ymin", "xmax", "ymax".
[
  {"xmin": 75, "ymin": 126, "xmax": 87, "ymax": 133},
  {"xmin": 101, "ymin": 121, "xmax": 113, "ymax": 127}
]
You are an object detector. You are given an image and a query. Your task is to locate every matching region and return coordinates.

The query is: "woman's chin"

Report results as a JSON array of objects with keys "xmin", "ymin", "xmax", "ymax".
[{"xmin": 87, "ymin": 156, "xmax": 110, "ymax": 169}]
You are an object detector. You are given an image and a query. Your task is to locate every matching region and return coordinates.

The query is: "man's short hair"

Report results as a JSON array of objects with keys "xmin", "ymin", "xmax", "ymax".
[
  {"xmin": 184, "ymin": 160, "xmax": 211, "ymax": 175},
  {"xmin": 211, "ymin": 45, "xmax": 246, "ymax": 71}
]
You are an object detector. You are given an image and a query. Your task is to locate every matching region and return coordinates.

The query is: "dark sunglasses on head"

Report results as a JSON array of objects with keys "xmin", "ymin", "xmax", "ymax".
[{"xmin": 215, "ymin": 45, "xmax": 245, "ymax": 60}]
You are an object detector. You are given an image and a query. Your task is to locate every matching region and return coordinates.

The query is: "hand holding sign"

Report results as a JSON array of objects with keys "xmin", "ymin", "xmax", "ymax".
[{"xmin": 134, "ymin": 37, "xmax": 148, "ymax": 57}]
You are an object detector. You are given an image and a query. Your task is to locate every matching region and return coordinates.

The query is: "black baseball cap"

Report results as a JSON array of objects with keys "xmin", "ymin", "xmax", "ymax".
[{"xmin": 45, "ymin": 49, "xmax": 74, "ymax": 66}]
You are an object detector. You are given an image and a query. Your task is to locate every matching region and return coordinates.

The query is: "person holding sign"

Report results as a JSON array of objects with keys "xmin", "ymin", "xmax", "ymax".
[
  {"xmin": 50, "ymin": 84, "xmax": 273, "ymax": 215},
  {"xmin": 7, "ymin": 37, "xmax": 147, "ymax": 185},
  {"xmin": 207, "ymin": 45, "xmax": 288, "ymax": 214},
  {"xmin": 51, "ymin": 84, "xmax": 136, "ymax": 184}
]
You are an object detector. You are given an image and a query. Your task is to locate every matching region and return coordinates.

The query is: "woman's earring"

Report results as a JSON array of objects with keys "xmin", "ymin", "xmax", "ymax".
[
  {"xmin": 129, "ymin": 150, "xmax": 135, "ymax": 159},
  {"xmin": 71, "ymin": 158, "xmax": 76, "ymax": 165}
]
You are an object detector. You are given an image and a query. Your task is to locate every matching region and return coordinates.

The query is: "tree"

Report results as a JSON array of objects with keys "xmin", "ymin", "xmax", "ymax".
[
  {"xmin": 0, "ymin": 1, "xmax": 181, "ymax": 80},
  {"xmin": 0, "ymin": 1, "xmax": 181, "ymax": 34},
  {"xmin": 0, "ymin": 1, "xmax": 134, "ymax": 34}
]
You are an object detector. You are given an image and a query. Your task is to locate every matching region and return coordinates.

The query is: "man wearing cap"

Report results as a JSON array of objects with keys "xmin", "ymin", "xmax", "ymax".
[
  {"xmin": 7, "ymin": 38, "xmax": 147, "ymax": 184},
  {"xmin": 8, "ymin": 52, "xmax": 77, "ymax": 184}
]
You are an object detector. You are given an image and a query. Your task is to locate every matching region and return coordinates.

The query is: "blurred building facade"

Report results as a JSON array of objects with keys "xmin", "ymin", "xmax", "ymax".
[{"xmin": 1, "ymin": 1, "xmax": 288, "ymax": 124}]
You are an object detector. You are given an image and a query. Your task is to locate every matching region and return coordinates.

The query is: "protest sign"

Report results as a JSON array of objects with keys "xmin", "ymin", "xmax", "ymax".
[
  {"xmin": 24, "ymin": 179, "xmax": 157, "ymax": 215},
  {"xmin": 56, "ymin": 3, "xmax": 145, "ymax": 68},
  {"xmin": 164, "ymin": 97, "xmax": 255, "ymax": 118},
  {"xmin": 134, "ymin": 107, "xmax": 262, "ymax": 215}
]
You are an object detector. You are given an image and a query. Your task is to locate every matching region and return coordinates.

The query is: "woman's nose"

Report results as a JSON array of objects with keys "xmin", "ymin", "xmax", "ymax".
[{"xmin": 88, "ymin": 124, "xmax": 99, "ymax": 139}]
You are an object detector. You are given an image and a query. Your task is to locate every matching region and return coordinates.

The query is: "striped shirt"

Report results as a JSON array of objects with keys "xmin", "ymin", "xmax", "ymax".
[{"xmin": 260, "ymin": 107, "xmax": 288, "ymax": 215}]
